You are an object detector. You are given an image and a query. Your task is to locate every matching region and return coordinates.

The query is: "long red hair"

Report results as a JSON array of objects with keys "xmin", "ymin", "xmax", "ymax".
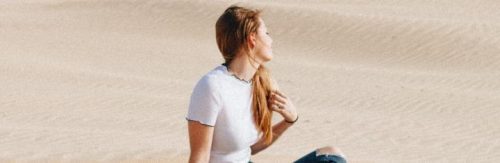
[{"xmin": 215, "ymin": 5, "xmax": 274, "ymax": 145}]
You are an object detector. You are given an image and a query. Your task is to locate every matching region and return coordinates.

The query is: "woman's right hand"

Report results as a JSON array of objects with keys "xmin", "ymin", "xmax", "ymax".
[{"xmin": 268, "ymin": 90, "xmax": 298, "ymax": 123}]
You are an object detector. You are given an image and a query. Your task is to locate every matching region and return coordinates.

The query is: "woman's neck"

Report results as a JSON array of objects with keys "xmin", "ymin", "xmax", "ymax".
[{"xmin": 226, "ymin": 53, "xmax": 260, "ymax": 82}]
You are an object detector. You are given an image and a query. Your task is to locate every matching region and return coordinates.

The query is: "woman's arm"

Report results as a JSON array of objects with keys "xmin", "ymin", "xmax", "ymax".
[
  {"xmin": 188, "ymin": 120, "xmax": 215, "ymax": 163},
  {"xmin": 250, "ymin": 119, "xmax": 294, "ymax": 155},
  {"xmin": 251, "ymin": 90, "xmax": 298, "ymax": 155}
]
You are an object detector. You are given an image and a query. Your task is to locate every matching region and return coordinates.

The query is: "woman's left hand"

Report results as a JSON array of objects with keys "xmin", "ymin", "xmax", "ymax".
[{"xmin": 268, "ymin": 90, "xmax": 298, "ymax": 123}]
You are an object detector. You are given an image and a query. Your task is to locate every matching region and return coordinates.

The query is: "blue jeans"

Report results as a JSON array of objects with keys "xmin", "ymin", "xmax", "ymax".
[
  {"xmin": 249, "ymin": 150, "xmax": 346, "ymax": 163},
  {"xmin": 294, "ymin": 150, "xmax": 346, "ymax": 163}
]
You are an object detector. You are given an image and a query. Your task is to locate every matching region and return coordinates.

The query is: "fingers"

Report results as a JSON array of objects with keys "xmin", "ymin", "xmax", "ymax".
[
  {"xmin": 272, "ymin": 90, "xmax": 288, "ymax": 103},
  {"xmin": 268, "ymin": 97, "xmax": 285, "ymax": 109},
  {"xmin": 274, "ymin": 100, "xmax": 285, "ymax": 109},
  {"xmin": 270, "ymin": 103, "xmax": 281, "ymax": 110},
  {"xmin": 274, "ymin": 90, "xmax": 287, "ymax": 99},
  {"xmin": 272, "ymin": 93, "xmax": 287, "ymax": 105},
  {"xmin": 268, "ymin": 91, "xmax": 287, "ymax": 110}
]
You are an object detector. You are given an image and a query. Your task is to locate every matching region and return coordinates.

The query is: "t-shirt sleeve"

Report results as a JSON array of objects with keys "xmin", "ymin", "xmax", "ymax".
[{"xmin": 186, "ymin": 76, "xmax": 222, "ymax": 126}]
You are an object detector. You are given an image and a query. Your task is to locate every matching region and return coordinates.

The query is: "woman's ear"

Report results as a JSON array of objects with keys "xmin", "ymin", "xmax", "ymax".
[{"xmin": 248, "ymin": 32, "xmax": 257, "ymax": 49}]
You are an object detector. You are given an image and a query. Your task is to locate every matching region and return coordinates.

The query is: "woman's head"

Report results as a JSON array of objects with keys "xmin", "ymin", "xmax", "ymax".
[
  {"xmin": 215, "ymin": 5, "xmax": 273, "ymax": 66},
  {"xmin": 215, "ymin": 5, "xmax": 275, "ymax": 145}
]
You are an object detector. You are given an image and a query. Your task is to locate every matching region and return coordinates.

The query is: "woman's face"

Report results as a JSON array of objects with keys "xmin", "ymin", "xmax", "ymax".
[{"xmin": 253, "ymin": 18, "xmax": 273, "ymax": 63}]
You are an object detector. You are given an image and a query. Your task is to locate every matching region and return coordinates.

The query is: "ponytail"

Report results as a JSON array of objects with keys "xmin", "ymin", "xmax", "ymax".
[{"xmin": 252, "ymin": 65, "xmax": 274, "ymax": 145}]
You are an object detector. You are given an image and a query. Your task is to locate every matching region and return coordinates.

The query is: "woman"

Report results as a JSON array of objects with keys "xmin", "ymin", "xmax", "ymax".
[{"xmin": 186, "ymin": 4, "xmax": 347, "ymax": 163}]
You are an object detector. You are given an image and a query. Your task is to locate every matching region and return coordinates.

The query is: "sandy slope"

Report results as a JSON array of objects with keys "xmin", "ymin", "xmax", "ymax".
[{"xmin": 1, "ymin": 0, "xmax": 500, "ymax": 162}]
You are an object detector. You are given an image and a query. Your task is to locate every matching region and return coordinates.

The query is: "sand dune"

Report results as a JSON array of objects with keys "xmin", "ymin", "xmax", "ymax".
[{"xmin": 1, "ymin": 0, "xmax": 499, "ymax": 162}]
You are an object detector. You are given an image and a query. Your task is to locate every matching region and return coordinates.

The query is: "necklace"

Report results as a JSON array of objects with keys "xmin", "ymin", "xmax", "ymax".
[
  {"xmin": 231, "ymin": 73, "xmax": 252, "ymax": 84},
  {"xmin": 223, "ymin": 63, "xmax": 253, "ymax": 84}
]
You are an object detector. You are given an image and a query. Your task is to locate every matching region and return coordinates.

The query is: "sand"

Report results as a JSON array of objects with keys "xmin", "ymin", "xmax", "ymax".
[{"xmin": 1, "ymin": 0, "xmax": 500, "ymax": 162}]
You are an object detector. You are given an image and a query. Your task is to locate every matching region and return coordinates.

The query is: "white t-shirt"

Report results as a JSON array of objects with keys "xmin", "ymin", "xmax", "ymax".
[{"xmin": 186, "ymin": 64, "xmax": 260, "ymax": 163}]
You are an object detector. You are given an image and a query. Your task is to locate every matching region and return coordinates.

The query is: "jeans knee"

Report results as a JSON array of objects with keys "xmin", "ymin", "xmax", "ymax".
[{"xmin": 316, "ymin": 145, "xmax": 345, "ymax": 158}]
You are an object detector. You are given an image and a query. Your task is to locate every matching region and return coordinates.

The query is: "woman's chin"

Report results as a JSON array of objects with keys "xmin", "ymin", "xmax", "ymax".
[
  {"xmin": 265, "ymin": 53, "xmax": 273, "ymax": 61},
  {"xmin": 264, "ymin": 55, "xmax": 273, "ymax": 62},
  {"xmin": 257, "ymin": 52, "xmax": 273, "ymax": 63}
]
